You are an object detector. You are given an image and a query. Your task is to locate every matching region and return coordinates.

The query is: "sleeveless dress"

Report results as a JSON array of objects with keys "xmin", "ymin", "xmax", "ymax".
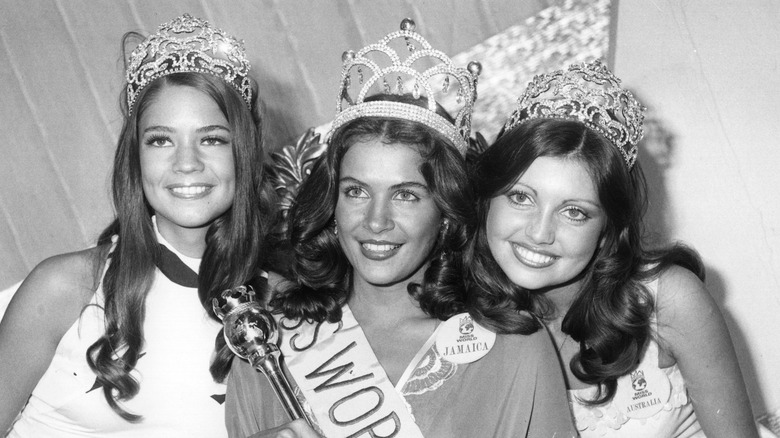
[
  {"xmin": 569, "ymin": 278, "xmax": 704, "ymax": 437},
  {"xmin": 7, "ymin": 229, "xmax": 228, "ymax": 437}
]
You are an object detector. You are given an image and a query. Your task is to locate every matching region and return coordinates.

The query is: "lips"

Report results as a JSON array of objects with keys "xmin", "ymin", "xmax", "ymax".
[
  {"xmin": 359, "ymin": 240, "xmax": 402, "ymax": 261},
  {"xmin": 168, "ymin": 184, "xmax": 213, "ymax": 199},
  {"xmin": 511, "ymin": 242, "xmax": 558, "ymax": 268}
]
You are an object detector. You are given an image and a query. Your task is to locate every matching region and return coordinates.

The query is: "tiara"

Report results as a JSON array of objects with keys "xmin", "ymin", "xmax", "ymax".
[
  {"xmin": 503, "ymin": 59, "xmax": 645, "ymax": 168},
  {"xmin": 327, "ymin": 18, "xmax": 482, "ymax": 156},
  {"xmin": 125, "ymin": 14, "xmax": 252, "ymax": 115}
]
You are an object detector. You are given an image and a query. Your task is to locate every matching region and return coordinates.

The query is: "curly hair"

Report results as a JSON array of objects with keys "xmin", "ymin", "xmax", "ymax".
[
  {"xmin": 87, "ymin": 71, "xmax": 277, "ymax": 421},
  {"xmin": 272, "ymin": 94, "xmax": 474, "ymax": 323},
  {"xmin": 467, "ymin": 118, "xmax": 703, "ymax": 404}
]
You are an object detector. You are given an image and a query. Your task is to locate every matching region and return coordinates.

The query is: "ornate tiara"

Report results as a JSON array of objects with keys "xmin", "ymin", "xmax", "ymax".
[
  {"xmin": 327, "ymin": 18, "xmax": 482, "ymax": 156},
  {"xmin": 125, "ymin": 14, "xmax": 252, "ymax": 115},
  {"xmin": 503, "ymin": 59, "xmax": 645, "ymax": 168}
]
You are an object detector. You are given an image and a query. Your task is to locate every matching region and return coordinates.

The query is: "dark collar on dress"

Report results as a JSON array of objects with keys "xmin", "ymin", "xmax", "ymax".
[{"xmin": 155, "ymin": 243, "xmax": 199, "ymax": 288}]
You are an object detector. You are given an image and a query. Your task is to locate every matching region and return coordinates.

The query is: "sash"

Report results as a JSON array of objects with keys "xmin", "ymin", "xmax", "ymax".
[{"xmin": 278, "ymin": 305, "xmax": 425, "ymax": 438}]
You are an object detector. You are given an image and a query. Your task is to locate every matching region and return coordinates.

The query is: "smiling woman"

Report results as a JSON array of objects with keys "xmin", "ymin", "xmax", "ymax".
[
  {"xmin": 486, "ymin": 156, "xmax": 607, "ymax": 291},
  {"xmin": 139, "ymin": 85, "xmax": 237, "ymax": 256},
  {"xmin": 335, "ymin": 140, "xmax": 442, "ymax": 289},
  {"xmin": 0, "ymin": 15, "xmax": 277, "ymax": 437}
]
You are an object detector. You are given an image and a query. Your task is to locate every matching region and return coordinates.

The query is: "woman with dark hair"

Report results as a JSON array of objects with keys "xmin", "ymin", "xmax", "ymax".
[
  {"xmin": 0, "ymin": 15, "xmax": 276, "ymax": 437},
  {"xmin": 226, "ymin": 20, "xmax": 576, "ymax": 438},
  {"xmin": 468, "ymin": 60, "xmax": 757, "ymax": 437}
]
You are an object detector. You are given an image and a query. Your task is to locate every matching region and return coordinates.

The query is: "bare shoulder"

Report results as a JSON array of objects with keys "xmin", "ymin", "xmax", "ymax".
[
  {"xmin": 5, "ymin": 246, "xmax": 107, "ymax": 336},
  {"xmin": 655, "ymin": 264, "xmax": 717, "ymax": 320},
  {"xmin": 654, "ymin": 264, "xmax": 729, "ymax": 358},
  {"xmin": 24, "ymin": 246, "xmax": 105, "ymax": 300}
]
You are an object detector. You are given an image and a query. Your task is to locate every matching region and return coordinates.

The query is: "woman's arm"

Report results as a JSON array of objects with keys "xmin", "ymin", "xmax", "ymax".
[
  {"xmin": 0, "ymin": 249, "xmax": 97, "ymax": 432},
  {"xmin": 656, "ymin": 264, "xmax": 759, "ymax": 437}
]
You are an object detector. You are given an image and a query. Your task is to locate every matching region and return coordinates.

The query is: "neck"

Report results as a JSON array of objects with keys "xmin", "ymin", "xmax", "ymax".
[
  {"xmin": 541, "ymin": 279, "xmax": 583, "ymax": 320},
  {"xmin": 156, "ymin": 225, "xmax": 207, "ymax": 258},
  {"xmin": 348, "ymin": 275, "xmax": 429, "ymax": 327}
]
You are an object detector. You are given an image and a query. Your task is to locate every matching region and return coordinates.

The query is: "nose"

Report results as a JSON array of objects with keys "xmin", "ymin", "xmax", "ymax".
[
  {"xmin": 172, "ymin": 143, "xmax": 205, "ymax": 173},
  {"xmin": 525, "ymin": 210, "xmax": 555, "ymax": 245},
  {"xmin": 363, "ymin": 198, "xmax": 394, "ymax": 234}
]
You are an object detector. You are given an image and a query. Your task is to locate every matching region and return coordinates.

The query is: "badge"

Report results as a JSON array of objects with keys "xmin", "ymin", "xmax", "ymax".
[
  {"xmin": 612, "ymin": 365, "xmax": 671, "ymax": 419},
  {"xmin": 434, "ymin": 313, "xmax": 496, "ymax": 364}
]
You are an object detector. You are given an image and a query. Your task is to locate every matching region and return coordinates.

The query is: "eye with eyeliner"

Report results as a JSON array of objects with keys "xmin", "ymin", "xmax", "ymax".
[
  {"xmin": 506, "ymin": 190, "xmax": 533, "ymax": 207},
  {"xmin": 144, "ymin": 134, "xmax": 172, "ymax": 148},
  {"xmin": 560, "ymin": 206, "xmax": 591, "ymax": 223},
  {"xmin": 342, "ymin": 185, "xmax": 368, "ymax": 199},
  {"xmin": 202, "ymin": 135, "xmax": 231, "ymax": 146},
  {"xmin": 394, "ymin": 189, "xmax": 420, "ymax": 202}
]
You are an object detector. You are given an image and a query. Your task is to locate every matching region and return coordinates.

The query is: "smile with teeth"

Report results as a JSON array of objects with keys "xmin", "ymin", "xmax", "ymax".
[
  {"xmin": 362, "ymin": 242, "xmax": 400, "ymax": 252},
  {"xmin": 170, "ymin": 185, "xmax": 210, "ymax": 196},
  {"xmin": 512, "ymin": 243, "xmax": 557, "ymax": 267}
]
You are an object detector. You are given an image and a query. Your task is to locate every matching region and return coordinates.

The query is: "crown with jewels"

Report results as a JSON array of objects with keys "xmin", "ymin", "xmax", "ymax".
[
  {"xmin": 502, "ymin": 60, "xmax": 646, "ymax": 168},
  {"xmin": 125, "ymin": 14, "xmax": 252, "ymax": 115},
  {"xmin": 327, "ymin": 18, "xmax": 482, "ymax": 156}
]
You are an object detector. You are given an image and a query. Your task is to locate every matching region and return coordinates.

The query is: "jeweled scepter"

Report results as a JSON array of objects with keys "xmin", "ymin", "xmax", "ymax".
[{"xmin": 213, "ymin": 286, "xmax": 307, "ymax": 422}]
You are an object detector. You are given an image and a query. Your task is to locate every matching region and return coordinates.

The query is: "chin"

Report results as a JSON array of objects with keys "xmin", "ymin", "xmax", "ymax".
[
  {"xmin": 355, "ymin": 264, "xmax": 421, "ymax": 288},
  {"xmin": 504, "ymin": 270, "xmax": 555, "ymax": 291}
]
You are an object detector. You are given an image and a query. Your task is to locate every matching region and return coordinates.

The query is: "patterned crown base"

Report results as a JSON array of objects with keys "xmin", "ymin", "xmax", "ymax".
[
  {"xmin": 503, "ymin": 59, "xmax": 645, "ymax": 168},
  {"xmin": 125, "ymin": 14, "xmax": 252, "ymax": 114},
  {"xmin": 327, "ymin": 101, "xmax": 469, "ymax": 155}
]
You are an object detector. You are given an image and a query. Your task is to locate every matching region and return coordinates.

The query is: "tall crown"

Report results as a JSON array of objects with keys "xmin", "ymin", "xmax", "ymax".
[
  {"xmin": 327, "ymin": 18, "xmax": 482, "ymax": 155},
  {"xmin": 125, "ymin": 14, "xmax": 252, "ymax": 114},
  {"xmin": 503, "ymin": 60, "xmax": 645, "ymax": 168}
]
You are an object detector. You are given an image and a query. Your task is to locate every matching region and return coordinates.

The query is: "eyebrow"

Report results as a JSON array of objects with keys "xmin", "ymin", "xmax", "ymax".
[
  {"xmin": 141, "ymin": 124, "xmax": 231, "ymax": 135},
  {"xmin": 511, "ymin": 182, "xmax": 601, "ymax": 209},
  {"xmin": 509, "ymin": 182, "xmax": 537, "ymax": 197},
  {"xmin": 563, "ymin": 198, "xmax": 602, "ymax": 209},
  {"xmin": 339, "ymin": 177, "xmax": 429, "ymax": 191}
]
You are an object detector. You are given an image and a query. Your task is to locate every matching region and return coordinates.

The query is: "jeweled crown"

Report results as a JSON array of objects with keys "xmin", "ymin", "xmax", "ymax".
[
  {"xmin": 503, "ymin": 60, "xmax": 645, "ymax": 168},
  {"xmin": 125, "ymin": 14, "xmax": 252, "ymax": 114},
  {"xmin": 327, "ymin": 18, "xmax": 482, "ymax": 155}
]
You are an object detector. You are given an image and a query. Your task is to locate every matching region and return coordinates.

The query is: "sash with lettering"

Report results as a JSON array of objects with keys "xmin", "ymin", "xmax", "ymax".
[{"xmin": 277, "ymin": 305, "xmax": 424, "ymax": 438}]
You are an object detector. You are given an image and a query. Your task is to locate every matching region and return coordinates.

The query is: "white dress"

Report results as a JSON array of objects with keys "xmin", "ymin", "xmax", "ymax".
[
  {"xmin": 7, "ymin": 234, "xmax": 227, "ymax": 438},
  {"xmin": 568, "ymin": 278, "xmax": 703, "ymax": 437}
]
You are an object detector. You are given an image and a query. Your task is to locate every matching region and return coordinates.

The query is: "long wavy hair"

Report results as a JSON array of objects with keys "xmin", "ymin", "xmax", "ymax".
[
  {"xmin": 467, "ymin": 118, "xmax": 703, "ymax": 404},
  {"xmin": 272, "ymin": 94, "xmax": 474, "ymax": 323},
  {"xmin": 87, "ymin": 71, "xmax": 277, "ymax": 421}
]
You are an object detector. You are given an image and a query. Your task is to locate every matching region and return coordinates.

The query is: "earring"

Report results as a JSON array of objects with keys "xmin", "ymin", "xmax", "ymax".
[
  {"xmin": 438, "ymin": 219, "xmax": 450, "ymax": 261},
  {"xmin": 333, "ymin": 219, "xmax": 338, "ymax": 236},
  {"xmin": 441, "ymin": 219, "xmax": 450, "ymax": 234}
]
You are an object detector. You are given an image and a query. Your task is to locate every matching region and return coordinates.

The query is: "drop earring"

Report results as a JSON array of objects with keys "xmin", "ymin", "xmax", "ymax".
[
  {"xmin": 333, "ymin": 219, "xmax": 338, "ymax": 236},
  {"xmin": 438, "ymin": 219, "xmax": 450, "ymax": 261}
]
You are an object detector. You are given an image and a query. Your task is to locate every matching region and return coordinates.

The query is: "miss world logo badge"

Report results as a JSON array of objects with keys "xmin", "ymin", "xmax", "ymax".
[
  {"xmin": 435, "ymin": 313, "xmax": 496, "ymax": 364},
  {"xmin": 613, "ymin": 365, "xmax": 671, "ymax": 419}
]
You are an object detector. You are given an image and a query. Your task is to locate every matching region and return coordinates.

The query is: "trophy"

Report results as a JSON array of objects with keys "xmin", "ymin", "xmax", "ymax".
[{"xmin": 213, "ymin": 285, "xmax": 307, "ymax": 422}]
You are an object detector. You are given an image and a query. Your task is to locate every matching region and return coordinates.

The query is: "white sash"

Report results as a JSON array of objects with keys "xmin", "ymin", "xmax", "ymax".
[{"xmin": 278, "ymin": 305, "xmax": 424, "ymax": 438}]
